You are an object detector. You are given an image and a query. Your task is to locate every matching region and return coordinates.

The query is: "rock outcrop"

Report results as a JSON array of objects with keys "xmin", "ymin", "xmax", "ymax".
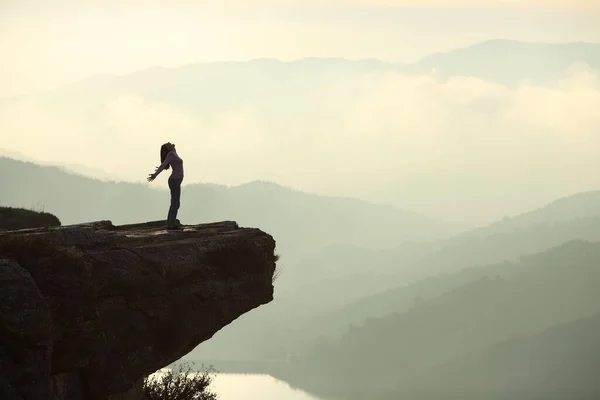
[
  {"xmin": 0, "ymin": 220, "xmax": 277, "ymax": 400},
  {"xmin": 0, "ymin": 207, "xmax": 61, "ymax": 231}
]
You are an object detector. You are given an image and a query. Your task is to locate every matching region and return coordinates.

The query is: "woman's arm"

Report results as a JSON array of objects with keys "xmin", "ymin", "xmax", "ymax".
[{"xmin": 147, "ymin": 151, "xmax": 174, "ymax": 182}]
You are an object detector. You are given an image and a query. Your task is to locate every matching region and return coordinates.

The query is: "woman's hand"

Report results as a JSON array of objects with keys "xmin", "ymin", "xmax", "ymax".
[{"xmin": 147, "ymin": 165, "xmax": 161, "ymax": 182}]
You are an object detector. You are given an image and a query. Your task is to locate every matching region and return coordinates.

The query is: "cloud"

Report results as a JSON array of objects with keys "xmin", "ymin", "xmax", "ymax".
[
  {"xmin": 1, "ymin": 63, "xmax": 599, "ymax": 223},
  {"xmin": 323, "ymin": 64, "xmax": 600, "ymax": 220},
  {"xmin": 0, "ymin": 98, "xmax": 91, "ymax": 162}
]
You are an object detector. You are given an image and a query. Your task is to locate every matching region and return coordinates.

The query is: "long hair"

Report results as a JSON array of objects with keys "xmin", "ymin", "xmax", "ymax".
[{"xmin": 160, "ymin": 143, "xmax": 171, "ymax": 170}]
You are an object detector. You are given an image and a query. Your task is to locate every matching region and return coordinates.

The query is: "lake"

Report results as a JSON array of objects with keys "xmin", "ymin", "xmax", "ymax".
[{"xmin": 211, "ymin": 373, "xmax": 323, "ymax": 400}]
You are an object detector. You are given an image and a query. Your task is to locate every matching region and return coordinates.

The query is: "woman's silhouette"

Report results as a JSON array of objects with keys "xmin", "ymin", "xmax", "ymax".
[{"xmin": 147, "ymin": 142, "xmax": 184, "ymax": 230}]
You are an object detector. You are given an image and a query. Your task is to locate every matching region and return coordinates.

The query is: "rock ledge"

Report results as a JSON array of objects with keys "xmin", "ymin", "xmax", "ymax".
[{"xmin": 0, "ymin": 220, "xmax": 277, "ymax": 400}]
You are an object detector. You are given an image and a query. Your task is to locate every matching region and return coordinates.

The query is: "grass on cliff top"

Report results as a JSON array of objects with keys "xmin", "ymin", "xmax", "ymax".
[
  {"xmin": 0, "ymin": 206, "xmax": 61, "ymax": 231},
  {"xmin": 273, "ymin": 254, "xmax": 281, "ymax": 284}
]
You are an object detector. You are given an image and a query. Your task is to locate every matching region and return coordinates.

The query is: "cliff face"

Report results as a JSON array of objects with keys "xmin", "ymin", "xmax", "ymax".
[{"xmin": 0, "ymin": 220, "xmax": 277, "ymax": 400}]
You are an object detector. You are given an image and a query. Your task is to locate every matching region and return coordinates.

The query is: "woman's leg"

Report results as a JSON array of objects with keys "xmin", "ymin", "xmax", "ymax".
[{"xmin": 167, "ymin": 178, "xmax": 182, "ymax": 227}]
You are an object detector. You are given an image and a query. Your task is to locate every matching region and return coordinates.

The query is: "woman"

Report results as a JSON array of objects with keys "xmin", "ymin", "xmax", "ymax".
[{"xmin": 147, "ymin": 142, "xmax": 184, "ymax": 230}]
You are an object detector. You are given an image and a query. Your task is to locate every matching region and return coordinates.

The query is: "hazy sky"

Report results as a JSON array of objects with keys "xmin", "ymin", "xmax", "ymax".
[
  {"xmin": 2, "ymin": 0, "xmax": 600, "ymax": 97},
  {"xmin": 2, "ymin": 60, "xmax": 599, "ymax": 224}
]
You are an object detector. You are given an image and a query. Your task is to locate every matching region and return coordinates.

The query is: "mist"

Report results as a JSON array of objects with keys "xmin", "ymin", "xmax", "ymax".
[{"xmin": 1, "ymin": 59, "xmax": 600, "ymax": 224}]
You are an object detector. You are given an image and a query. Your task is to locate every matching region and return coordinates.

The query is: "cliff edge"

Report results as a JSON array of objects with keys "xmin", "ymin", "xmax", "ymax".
[{"xmin": 0, "ymin": 220, "xmax": 277, "ymax": 400}]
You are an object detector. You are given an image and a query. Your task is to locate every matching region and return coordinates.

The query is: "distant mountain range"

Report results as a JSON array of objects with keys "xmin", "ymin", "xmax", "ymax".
[
  {"xmin": 390, "ymin": 313, "xmax": 600, "ymax": 400},
  {"xmin": 0, "ymin": 156, "xmax": 454, "ymax": 259},
  {"xmin": 60, "ymin": 40, "xmax": 600, "ymax": 90},
  {"xmin": 304, "ymin": 214, "xmax": 600, "ymax": 341},
  {"xmin": 0, "ymin": 149, "xmax": 120, "ymax": 182},
  {"xmin": 3, "ymin": 39, "xmax": 598, "ymax": 108},
  {"xmin": 62, "ymin": 42, "xmax": 592, "ymax": 105},
  {"xmin": 190, "ymin": 185, "xmax": 600, "ymax": 361},
  {"xmin": 447, "ymin": 189, "xmax": 600, "ymax": 243},
  {"xmin": 295, "ymin": 240, "xmax": 600, "ymax": 399},
  {"xmin": 401, "ymin": 39, "xmax": 600, "ymax": 86}
]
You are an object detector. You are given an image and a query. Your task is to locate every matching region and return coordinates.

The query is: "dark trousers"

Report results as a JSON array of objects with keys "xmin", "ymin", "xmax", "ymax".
[{"xmin": 167, "ymin": 178, "xmax": 182, "ymax": 226}]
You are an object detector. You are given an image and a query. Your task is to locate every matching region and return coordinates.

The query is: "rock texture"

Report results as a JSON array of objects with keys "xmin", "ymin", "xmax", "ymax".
[{"xmin": 0, "ymin": 220, "xmax": 277, "ymax": 400}]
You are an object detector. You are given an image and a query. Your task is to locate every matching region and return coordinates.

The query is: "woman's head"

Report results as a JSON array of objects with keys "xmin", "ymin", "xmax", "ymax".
[{"xmin": 160, "ymin": 142, "xmax": 175, "ymax": 169}]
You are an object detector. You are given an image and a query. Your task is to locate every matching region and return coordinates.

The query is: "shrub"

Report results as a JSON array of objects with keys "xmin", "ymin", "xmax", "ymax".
[
  {"xmin": 143, "ymin": 362, "xmax": 218, "ymax": 400},
  {"xmin": 0, "ymin": 206, "xmax": 61, "ymax": 230}
]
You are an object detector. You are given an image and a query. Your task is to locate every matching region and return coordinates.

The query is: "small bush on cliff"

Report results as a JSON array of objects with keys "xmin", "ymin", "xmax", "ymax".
[
  {"xmin": 0, "ymin": 206, "xmax": 61, "ymax": 230},
  {"xmin": 143, "ymin": 362, "xmax": 218, "ymax": 400}
]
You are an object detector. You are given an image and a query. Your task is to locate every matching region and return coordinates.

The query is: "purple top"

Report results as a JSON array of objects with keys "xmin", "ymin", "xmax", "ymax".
[{"xmin": 152, "ymin": 151, "xmax": 184, "ymax": 180}]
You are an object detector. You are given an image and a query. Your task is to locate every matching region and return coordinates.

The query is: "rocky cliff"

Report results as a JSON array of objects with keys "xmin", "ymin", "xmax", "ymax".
[{"xmin": 0, "ymin": 220, "xmax": 277, "ymax": 400}]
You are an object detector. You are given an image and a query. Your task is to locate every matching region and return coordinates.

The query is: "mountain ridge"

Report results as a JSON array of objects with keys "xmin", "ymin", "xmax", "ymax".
[
  {"xmin": 294, "ymin": 239, "xmax": 600, "ymax": 398},
  {"xmin": 0, "ymin": 156, "xmax": 454, "ymax": 259},
  {"xmin": 3, "ymin": 39, "xmax": 598, "ymax": 103},
  {"xmin": 389, "ymin": 313, "xmax": 600, "ymax": 399}
]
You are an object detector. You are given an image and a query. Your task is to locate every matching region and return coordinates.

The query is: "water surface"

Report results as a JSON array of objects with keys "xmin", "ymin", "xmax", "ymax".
[{"xmin": 211, "ymin": 373, "xmax": 323, "ymax": 400}]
